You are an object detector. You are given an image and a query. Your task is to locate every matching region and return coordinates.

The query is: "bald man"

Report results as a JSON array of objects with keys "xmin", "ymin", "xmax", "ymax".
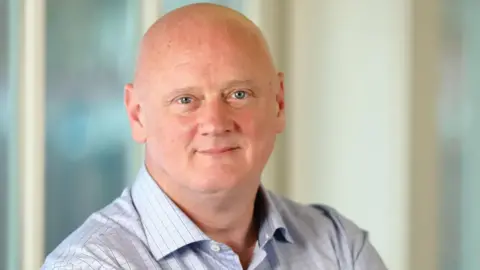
[{"xmin": 43, "ymin": 4, "xmax": 386, "ymax": 270}]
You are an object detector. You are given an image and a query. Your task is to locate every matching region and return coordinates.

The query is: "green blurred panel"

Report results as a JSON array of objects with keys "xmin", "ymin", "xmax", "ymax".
[
  {"xmin": 0, "ymin": 0, "xmax": 9, "ymax": 267},
  {"xmin": 460, "ymin": 0, "xmax": 480, "ymax": 269},
  {"xmin": 440, "ymin": 0, "xmax": 480, "ymax": 269},
  {"xmin": 44, "ymin": 0, "xmax": 139, "ymax": 255}
]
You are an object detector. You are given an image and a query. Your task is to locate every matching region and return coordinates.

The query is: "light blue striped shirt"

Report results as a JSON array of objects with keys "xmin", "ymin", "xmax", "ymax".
[{"xmin": 42, "ymin": 166, "xmax": 387, "ymax": 269}]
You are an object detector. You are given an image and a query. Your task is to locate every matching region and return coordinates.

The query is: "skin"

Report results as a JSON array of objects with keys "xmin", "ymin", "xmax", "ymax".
[{"xmin": 124, "ymin": 3, "xmax": 285, "ymax": 268}]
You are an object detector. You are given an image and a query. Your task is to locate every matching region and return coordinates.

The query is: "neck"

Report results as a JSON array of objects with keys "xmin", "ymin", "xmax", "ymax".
[
  {"xmin": 145, "ymin": 163, "xmax": 260, "ymax": 266},
  {"xmin": 178, "ymin": 188, "xmax": 259, "ymax": 251}
]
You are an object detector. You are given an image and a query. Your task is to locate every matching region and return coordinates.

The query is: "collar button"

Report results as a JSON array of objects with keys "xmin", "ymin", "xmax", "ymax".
[{"xmin": 210, "ymin": 243, "xmax": 221, "ymax": 252}]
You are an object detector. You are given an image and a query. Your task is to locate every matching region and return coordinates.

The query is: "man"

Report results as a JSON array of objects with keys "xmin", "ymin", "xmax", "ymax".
[{"xmin": 43, "ymin": 3, "xmax": 387, "ymax": 270}]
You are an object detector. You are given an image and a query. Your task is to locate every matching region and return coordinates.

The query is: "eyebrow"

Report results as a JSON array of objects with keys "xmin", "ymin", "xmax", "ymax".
[
  {"xmin": 168, "ymin": 86, "xmax": 202, "ymax": 97},
  {"xmin": 220, "ymin": 79, "xmax": 255, "ymax": 90},
  {"xmin": 169, "ymin": 79, "xmax": 256, "ymax": 96}
]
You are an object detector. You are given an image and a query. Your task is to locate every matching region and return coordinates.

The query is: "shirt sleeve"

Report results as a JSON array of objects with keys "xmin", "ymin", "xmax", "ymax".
[
  {"xmin": 41, "ymin": 252, "xmax": 119, "ymax": 270},
  {"xmin": 310, "ymin": 204, "xmax": 388, "ymax": 270},
  {"xmin": 351, "ymin": 230, "xmax": 388, "ymax": 270},
  {"xmin": 40, "ymin": 219, "xmax": 129, "ymax": 270}
]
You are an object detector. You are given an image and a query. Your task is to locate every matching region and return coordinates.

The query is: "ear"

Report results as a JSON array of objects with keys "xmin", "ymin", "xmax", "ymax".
[
  {"xmin": 275, "ymin": 72, "xmax": 286, "ymax": 133},
  {"xmin": 124, "ymin": 83, "xmax": 147, "ymax": 143}
]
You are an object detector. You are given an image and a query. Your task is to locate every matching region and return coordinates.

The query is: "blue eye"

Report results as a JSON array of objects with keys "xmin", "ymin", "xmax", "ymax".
[
  {"xmin": 177, "ymin": 96, "xmax": 193, "ymax": 104},
  {"xmin": 232, "ymin": 90, "xmax": 248, "ymax": 99}
]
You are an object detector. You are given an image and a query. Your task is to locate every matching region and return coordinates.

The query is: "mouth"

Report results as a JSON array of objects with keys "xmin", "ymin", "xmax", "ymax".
[{"xmin": 196, "ymin": 146, "xmax": 240, "ymax": 155}]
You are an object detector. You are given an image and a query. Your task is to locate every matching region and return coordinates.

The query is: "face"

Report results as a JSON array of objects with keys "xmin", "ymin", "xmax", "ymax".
[{"xmin": 125, "ymin": 27, "xmax": 285, "ymax": 194}]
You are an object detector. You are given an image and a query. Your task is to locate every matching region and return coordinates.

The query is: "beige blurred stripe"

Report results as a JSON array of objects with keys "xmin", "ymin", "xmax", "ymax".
[{"xmin": 18, "ymin": 0, "xmax": 46, "ymax": 269}]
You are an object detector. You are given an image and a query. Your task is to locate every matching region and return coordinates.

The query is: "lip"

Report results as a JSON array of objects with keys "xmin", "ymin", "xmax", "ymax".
[{"xmin": 196, "ymin": 147, "xmax": 240, "ymax": 155}]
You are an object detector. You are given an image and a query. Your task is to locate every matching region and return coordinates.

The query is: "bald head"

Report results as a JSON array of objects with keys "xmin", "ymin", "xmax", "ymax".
[
  {"xmin": 147, "ymin": 3, "xmax": 258, "ymax": 38},
  {"xmin": 124, "ymin": 3, "xmax": 286, "ymax": 196},
  {"xmin": 133, "ymin": 3, "xmax": 277, "ymax": 93}
]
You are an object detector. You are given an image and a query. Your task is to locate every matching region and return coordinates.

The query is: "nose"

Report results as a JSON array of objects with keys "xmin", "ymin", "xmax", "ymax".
[{"xmin": 198, "ymin": 99, "xmax": 234, "ymax": 136}]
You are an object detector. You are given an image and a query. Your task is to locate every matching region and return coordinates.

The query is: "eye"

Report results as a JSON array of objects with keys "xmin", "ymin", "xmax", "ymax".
[
  {"xmin": 176, "ymin": 96, "xmax": 193, "ymax": 104},
  {"xmin": 231, "ymin": 90, "xmax": 249, "ymax": 100}
]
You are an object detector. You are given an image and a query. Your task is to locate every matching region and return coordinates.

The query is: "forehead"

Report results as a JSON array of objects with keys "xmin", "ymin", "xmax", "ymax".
[
  {"xmin": 168, "ymin": 48, "xmax": 257, "ymax": 77},
  {"xmin": 147, "ymin": 48, "xmax": 267, "ymax": 95},
  {"xmin": 136, "ymin": 18, "xmax": 274, "ymax": 92},
  {"xmin": 164, "ymin": 31, "xmax": 266, "ymax": 74}
]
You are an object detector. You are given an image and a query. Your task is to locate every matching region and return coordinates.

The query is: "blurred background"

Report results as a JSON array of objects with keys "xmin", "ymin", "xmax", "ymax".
[{"xmin": 1, "ymin": 0, "xmax": 479, "ymax": 269}]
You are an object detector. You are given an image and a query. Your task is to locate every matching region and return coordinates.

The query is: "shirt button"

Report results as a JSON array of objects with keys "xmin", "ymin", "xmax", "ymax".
[{"xmin": 210, "ymin": 243, "xmax": 221, "ymax": 252}]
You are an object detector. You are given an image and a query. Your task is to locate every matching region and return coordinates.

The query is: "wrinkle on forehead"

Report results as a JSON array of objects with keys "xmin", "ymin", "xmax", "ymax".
[{"xmin": 132, "ymin": 3, "xmax": 277, "ymax": 97}]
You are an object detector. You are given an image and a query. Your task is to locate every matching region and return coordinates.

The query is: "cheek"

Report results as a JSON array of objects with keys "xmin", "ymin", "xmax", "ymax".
[
  {"xmin": 147, "ymin": 114, "xmax": 197, "ymax": 150},
  {"xmin": 237, "ymin": 108, "xmax": 276, "ymax": 140}
]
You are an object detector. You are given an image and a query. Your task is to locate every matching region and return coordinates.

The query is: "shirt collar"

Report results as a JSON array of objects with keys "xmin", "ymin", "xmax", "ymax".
[
  {"xmin": 255, "ymin": 187, "xmax": 294, "ymax": 247},
  {"xmin": 131, "ymin": 165, "xmax": 294, "ymax": 260}
]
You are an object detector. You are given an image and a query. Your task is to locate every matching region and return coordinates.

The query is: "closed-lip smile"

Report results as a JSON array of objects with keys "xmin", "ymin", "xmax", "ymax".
[{"xmin": 196, "ymin": 147, "xmax": 240, "ymax": 155}]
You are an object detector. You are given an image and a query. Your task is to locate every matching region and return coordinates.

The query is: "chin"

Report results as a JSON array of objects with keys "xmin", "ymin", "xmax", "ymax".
[{"xmin": 188, "ymin": 170, "xmax": 247, "ymax": 193}]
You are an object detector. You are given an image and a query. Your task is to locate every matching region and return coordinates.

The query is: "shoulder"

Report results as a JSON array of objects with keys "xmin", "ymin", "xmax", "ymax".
[
  {"xmin": 267, "ymin": 191, "xmax": 386, "ymax": 268},
  {"xmin": 42, "ymin": 188, "xmax": 149, "ymax": 269},
  {"xmin": 267, "ymin": 190, "xmax": 365, "ymax": 238}
]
